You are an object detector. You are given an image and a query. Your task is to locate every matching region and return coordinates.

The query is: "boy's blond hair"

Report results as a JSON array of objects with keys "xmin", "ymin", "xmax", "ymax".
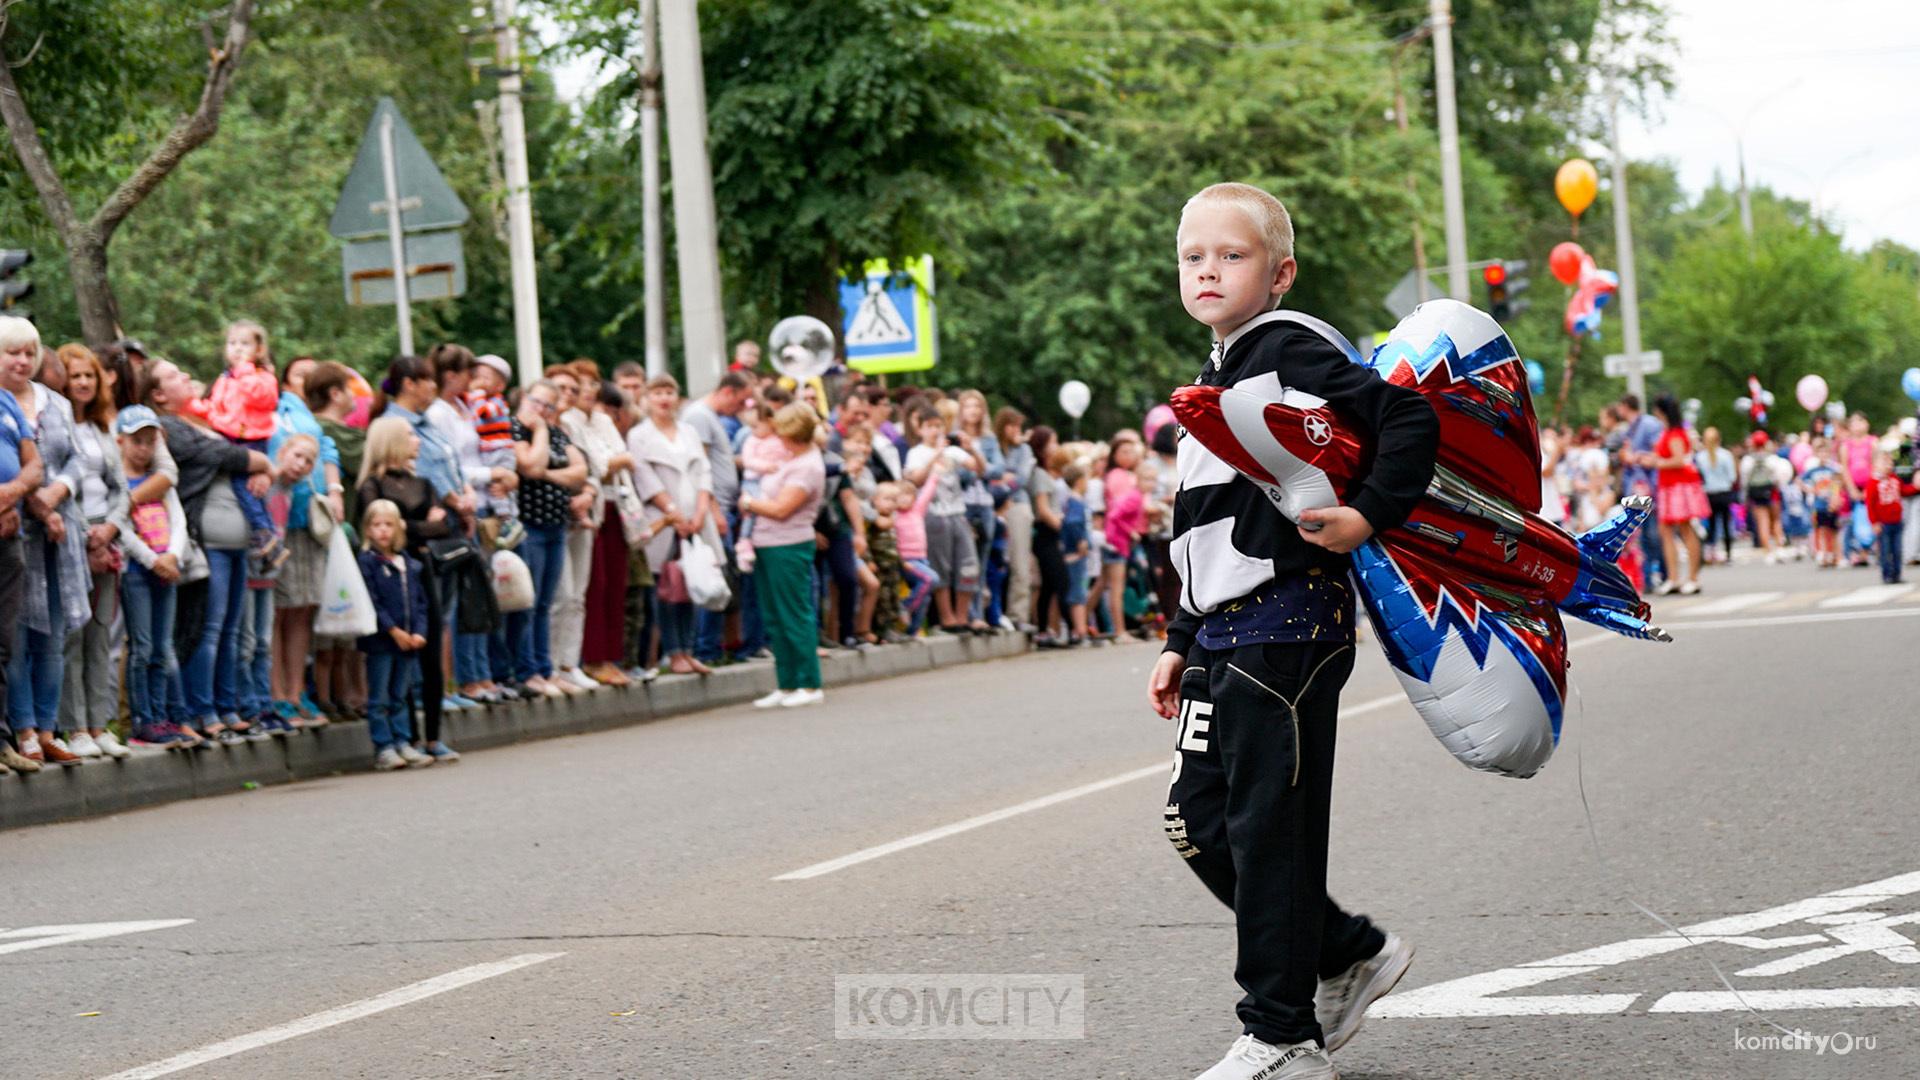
[{"xmin": 1180, "ymin": 182, "xmax": 1295, "ymax": 267}]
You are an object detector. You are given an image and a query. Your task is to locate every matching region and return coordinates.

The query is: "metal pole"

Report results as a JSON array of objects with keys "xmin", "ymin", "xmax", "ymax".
[
  {"xmin": 1609, "ymin": 90, "xmax": 1645, "ymax": 401},
  {"xmin": 638, "ymin": 0, "xmax": 667, "ymax": 380},
  {"xmin": 1429, "ymin": 0, "xmax": 1469, "ymax": 301},
  {"xmin": 378, "ymin": 110, "xmax": 414, "ymax": 357},
  {"xmin": 494, "ymin": 0, "xmax": 543, "ymax": 388},
  {"xmin": 660, "ymin": 0, "xmax": 727, "ymax": 399},
  {"xmin": 1391, "ymin": 42, "xmax": 1431, "ymax": 303}
]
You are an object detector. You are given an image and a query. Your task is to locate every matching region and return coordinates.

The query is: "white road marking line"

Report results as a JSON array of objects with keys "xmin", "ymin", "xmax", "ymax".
[
  {"xmin": 0, "ymin": 920, "xmax": 194, "ymax": 957},
  {"xmin": 1675, "ymin": 591, "xmax": 1782, "ymax": 616},
  {"xmin": 1666, "ymin": 606, "xmax": 1920, "ymax": 631},
  {"xmin": 1371, "ymin": 870, "xmax": 1920, "ymax": 1019},
  {"xmin": 1648, "ymin": 988, "xmax": 1920, "ymax": 1012},
  {"xmin": 772, "ymin": 682, "xmax": 1497, "ymax": 883},
  {"xmin": 1819, "ymin": 583, "xmax": 1915, "ymax": 608},
  {"xmin": 97, "ymin": 952, "xmax": 565, "ymax": 1080},
  {"xmin": 775, "ymin": 636, "xmax": 1634, "ymax": 882},
  {"xmin": 771, "ymin": 630, "xmax": 1628, "ymax": 876}
]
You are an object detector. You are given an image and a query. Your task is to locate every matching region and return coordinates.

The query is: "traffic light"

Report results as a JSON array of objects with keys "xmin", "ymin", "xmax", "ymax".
[
  {"xmin": 1483, "ymin": 259, "xmax": 1530, "ymax": 323},
  {"xmin": 0, "ymin": 249, "xmax": 29, "ymax": 313}
]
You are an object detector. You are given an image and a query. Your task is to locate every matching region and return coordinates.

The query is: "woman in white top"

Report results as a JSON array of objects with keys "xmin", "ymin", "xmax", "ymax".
[
  {"xmin": 549, "ymin": 362, "xmax": 630, "ymax": 688},
  {"xmin": 628, "ymin": 372, "xmax": 721, "ymax": 675}
]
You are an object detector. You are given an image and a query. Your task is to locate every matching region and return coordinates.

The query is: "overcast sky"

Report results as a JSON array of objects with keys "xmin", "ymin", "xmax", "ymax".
[
  {"xmin": 1618, "ymin": 0, "xmax": 1920, "ymax": 251},
  {"xmin": 546, "ymin": 1, "xmax": 1920, "ymax": 251}
]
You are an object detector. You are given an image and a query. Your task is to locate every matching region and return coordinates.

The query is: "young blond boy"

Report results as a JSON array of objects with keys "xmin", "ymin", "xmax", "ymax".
[{"xmin": 1147, "ymin": 183, "xmax": 1437, "ymax": 1080}]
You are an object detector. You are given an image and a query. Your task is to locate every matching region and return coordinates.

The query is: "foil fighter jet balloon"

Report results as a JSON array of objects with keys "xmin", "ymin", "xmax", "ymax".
[{"xmin": 1170, "ymin": 299, "xmax": 1669, "ymax": 778}]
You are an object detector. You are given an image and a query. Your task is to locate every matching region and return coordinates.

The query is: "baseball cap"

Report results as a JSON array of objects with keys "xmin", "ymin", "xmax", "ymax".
[
  {"xmin": 476, "ymin": 353, "xmax": 513, "ymax": 382},
  {"xmin": 115, "ymin": 404, "xmax": 162, "ymax": 435}
]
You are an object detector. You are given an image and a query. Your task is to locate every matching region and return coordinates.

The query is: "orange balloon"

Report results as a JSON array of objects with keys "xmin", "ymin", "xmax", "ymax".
[{"xmin": 1555, "ymin": 159, "xmax": 1598, "ymax": 217}]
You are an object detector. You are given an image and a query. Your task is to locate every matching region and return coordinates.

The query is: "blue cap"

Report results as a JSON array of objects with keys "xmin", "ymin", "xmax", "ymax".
[{"xmin": 114, "ymin": 405, "xmax": 162, "ymax": 435}]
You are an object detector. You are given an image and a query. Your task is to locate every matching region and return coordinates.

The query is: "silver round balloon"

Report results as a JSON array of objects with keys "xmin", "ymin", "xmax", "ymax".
[{"xmin": 768, "ymin": 315, "xmax": 838, "ymax": 382}]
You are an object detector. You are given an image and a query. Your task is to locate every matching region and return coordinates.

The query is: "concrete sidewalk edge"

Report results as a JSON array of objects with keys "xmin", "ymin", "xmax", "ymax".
[{"xmin": 0, "ymin": 633, "xmax": 1029, "ymax": 831}]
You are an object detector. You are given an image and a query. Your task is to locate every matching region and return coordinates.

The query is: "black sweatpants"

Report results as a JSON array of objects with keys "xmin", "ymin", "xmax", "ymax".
[
  {"xmin": 1164, "ymin": 638, "xmax": 1385, "ymax": 1047},
  {"xmin": 1032, "ymin": 522, "xmax": 1068, "ymax": 635}
]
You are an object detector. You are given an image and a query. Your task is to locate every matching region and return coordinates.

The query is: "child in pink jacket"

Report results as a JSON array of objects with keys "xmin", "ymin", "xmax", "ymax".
[{"xmin": 208, "ymin": 319, "xmax": 286, "ymax": 569}]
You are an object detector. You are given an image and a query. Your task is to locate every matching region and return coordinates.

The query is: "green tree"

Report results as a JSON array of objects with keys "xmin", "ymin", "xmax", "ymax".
[{"xmin": 0, "ymin": 0, "xmax": 258, "ymax": 348}]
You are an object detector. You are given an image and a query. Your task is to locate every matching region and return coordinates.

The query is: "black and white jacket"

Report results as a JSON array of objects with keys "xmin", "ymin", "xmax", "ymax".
[{"xmin": 1163, "ymin": 310, "xmax": 1439, "ymax": 658}]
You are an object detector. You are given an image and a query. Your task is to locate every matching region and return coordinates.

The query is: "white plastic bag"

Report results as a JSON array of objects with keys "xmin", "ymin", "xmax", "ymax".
[
  {"xmin": 681, "ymin": 536, "xmax": 732, "ymax": 611},
  {"xmin": 491, "ymin": 549, "xmax": 536, "ymax": 613},
  {"xmin": 314, "ymin": 528, "xmax": 377, "ymax": 637}
]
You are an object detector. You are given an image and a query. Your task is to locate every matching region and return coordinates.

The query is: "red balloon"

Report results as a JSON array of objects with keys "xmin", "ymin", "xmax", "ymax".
[{"xmin": 1549, "ymin": 241, "xmax": 1585, "ymax": 285}]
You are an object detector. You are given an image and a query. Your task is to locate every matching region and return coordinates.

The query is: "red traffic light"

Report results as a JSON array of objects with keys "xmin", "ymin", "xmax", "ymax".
[{"xmin": 1482, "ymin": 262, "xmax": 1507, "ymax": 287}]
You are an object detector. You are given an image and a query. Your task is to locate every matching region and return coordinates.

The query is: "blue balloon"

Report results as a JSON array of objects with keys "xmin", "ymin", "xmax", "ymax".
[
  {"xmin": 1902, "ymin": 367, "xmax": 1920, "ymax": 402},
  {"xmin": 1524, "ymin": 358, "xmax": 1546, "ymax": 397}
]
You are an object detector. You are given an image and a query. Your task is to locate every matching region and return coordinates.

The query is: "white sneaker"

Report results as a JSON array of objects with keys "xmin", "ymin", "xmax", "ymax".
[
  {"xmin": 562, "ymin": 667, "xmax": 600, "ymax": 690},
  {"xmin": 752, "ymin": 690, "xmax": 788, "ymax": 709},
  {"xmin": 66, "ymin": 732, "xmax": 104, "ymax": 758},
  {"xmin": 397, "ymin": 743, "xmax": 435, "ymax": 767},
  {"xmin": 1196, "ymin": 1034, "xmax": 1334, "ymax": 1080},
  {"xmin": 1316, "ymin": 932, "xmax": 1414, "ymax": 1053},
  {"xmin": 93, "ymin": 732, "xmax": 132, "ymax": 759},
  {"xmin": 779, "ymin": 688, "xmax": 825, "ymax": 708},
  {"xmin": 374, "ymin": 747, "xmax": 408, "ymax": 771}
]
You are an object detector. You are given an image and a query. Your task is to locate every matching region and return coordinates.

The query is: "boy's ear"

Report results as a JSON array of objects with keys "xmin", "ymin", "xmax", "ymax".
[{"xmin": 1269, "ymin": 256, "xmax": 1298, "ymax": 302}]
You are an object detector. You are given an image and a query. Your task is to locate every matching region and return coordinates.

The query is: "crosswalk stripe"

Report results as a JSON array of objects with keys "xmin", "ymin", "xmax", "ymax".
[
  {"xmin": 1819, "ymin": 584, "xmax": 1916, "ymax": 609},
  {"xmin": 1676, "ymin": 591, "xmax": 1783, "ymax": 616}
]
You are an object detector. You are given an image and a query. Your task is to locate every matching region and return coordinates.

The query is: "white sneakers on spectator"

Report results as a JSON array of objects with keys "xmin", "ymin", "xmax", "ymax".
[
  {"xmin": 560, "ymin": 667, "xmax": 600, "ymax": 691},
  {"xmin": 754, "ymin": 688, "xmax": 825, "ymax": 708},
  {"xmin": 1195, "ymin": 1035, "xmax": 1334, "ymax": 1080},
  {"xmin": 374, "ymin": 747, "xmax": 407, "ymax": 771},
  {"xmin": 66, "ymin": 733, "xmax": 104, "ymax": 758},
  {"xmin": 397, "ymin": 743, "xmax": 434, "ymax": 767},
  {"xmin": 1316, "ymin": 932, "xmax": 1414, "ymax": 1054},
  {"xmin": 93, "ymin": 732, "xmax": 132, "ymax": 759}
]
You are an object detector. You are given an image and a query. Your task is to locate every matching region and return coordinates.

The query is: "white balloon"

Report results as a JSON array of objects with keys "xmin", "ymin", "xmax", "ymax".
[
  {"xmin": 1734, "ymin": 397, "xmax": 1752, "ymax": 413},
  {"xmin": 768, "ymin": 315, "xmax": 838, "ymax": 381},
  {"xmin": 1760, "ymin": 389, "xmax": 1776, "ymax": 406},
  {"xmin": 1058, "ymin": 379, "xmax": 1092, "ymax": 419}
]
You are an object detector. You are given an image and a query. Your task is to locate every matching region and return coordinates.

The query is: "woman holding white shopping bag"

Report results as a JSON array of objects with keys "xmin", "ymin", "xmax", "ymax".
[{"xmin": 628, "ymin": 373, "xmax": 721, "ymax": 676}]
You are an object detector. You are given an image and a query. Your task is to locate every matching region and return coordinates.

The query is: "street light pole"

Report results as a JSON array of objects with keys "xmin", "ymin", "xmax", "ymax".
[
  {"xmin": 493, "ymin": 0, "xmax": 543, "ymax": 387},
  {"xmin": 1429, "ymin": 0, "xmax": 1470, "ymax": 302},
  {"xmin": 659, "ymin": 0, "xmax": 727, "ymax": 399},
  {"xmin": 1609, "ymin": 89, "xmax": 1645, "ymax": 401}
]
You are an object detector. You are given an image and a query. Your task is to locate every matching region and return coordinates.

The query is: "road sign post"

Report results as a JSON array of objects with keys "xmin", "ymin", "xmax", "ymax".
[{"xmin": 329, "ymin": 98, "xmax": 470, "ymax": 357}]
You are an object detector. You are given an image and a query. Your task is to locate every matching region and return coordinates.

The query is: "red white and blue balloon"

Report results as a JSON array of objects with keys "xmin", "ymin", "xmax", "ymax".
[{"xmin": 1171, "ymin": 299, "xmax": 1669, "ymax": 778}]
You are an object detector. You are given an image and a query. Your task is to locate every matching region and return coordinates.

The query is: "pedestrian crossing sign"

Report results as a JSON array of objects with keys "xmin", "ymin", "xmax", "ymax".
[{"xmin": 839, "ymin": 255, "xmax": 937, "ymax": 374}]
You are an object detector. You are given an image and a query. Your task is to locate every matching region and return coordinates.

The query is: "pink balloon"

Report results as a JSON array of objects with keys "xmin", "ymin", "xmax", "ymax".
[
  {"xmin": 1788, "ymin": 442, "xmax": 1812, "ymax": 473},
  {"xmin": 1795, "ymin": 374, "xmax": 1828, "ymax": 412},
  {"xmin": 1144, "ymin": 404, "xmax": 1176, "ymax": 443}
]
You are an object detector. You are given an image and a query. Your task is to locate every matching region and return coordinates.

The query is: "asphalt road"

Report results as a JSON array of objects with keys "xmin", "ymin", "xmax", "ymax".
[{"xmin": 4, "ymin": 553, "xmax": 1916, "ymax": 1079}]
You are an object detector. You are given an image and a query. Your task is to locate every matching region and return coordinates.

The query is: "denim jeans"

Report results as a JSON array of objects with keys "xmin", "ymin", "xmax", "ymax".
[
  {"xmin": 236, "ymin": 583, "xmax": 274, "ymax": 718},
  {"xmin": 455, "ymin": 630, "xmax": 491, "ymax": 686},
  {"xmin": 509, "ymin": 523, "xmax": 567, "ymax": 681},
  {"xmin": 656, "ymin": 595, "xmax": 696, "ymax": 658},
  {"xmin": 6, "ymin": 538, "xmax": 66, "ymax": 733},
  {"xmin": 184, "ymin": 548, "xmax": 248, "ymax": 722},
  {"xmin": 363, "ymin": 650, "xmax": 417, "ymax": 750},
  {"xmin": 1878, "ymin": 522, "xmax": 1905, "ymax": 583},
  {"xmin": 122, "ymin": 564, "xmax": 181, "ymax": 727}
]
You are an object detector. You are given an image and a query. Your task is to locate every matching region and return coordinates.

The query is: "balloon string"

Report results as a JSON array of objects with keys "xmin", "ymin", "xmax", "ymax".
[{"xmin": 1568, "ymin": 682, "xmax": 1799, "ymax": 1038}]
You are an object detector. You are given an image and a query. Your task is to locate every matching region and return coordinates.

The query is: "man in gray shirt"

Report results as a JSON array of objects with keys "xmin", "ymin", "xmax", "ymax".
[{"xmin": 680, "ymin": 370, "xmax": 750, "ymax": 663}]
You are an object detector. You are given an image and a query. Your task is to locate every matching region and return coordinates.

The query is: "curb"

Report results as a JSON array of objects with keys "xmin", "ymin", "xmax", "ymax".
[{"xmin": 0, "ymin": 633, "xmax": 1028, "ymax": 831}]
